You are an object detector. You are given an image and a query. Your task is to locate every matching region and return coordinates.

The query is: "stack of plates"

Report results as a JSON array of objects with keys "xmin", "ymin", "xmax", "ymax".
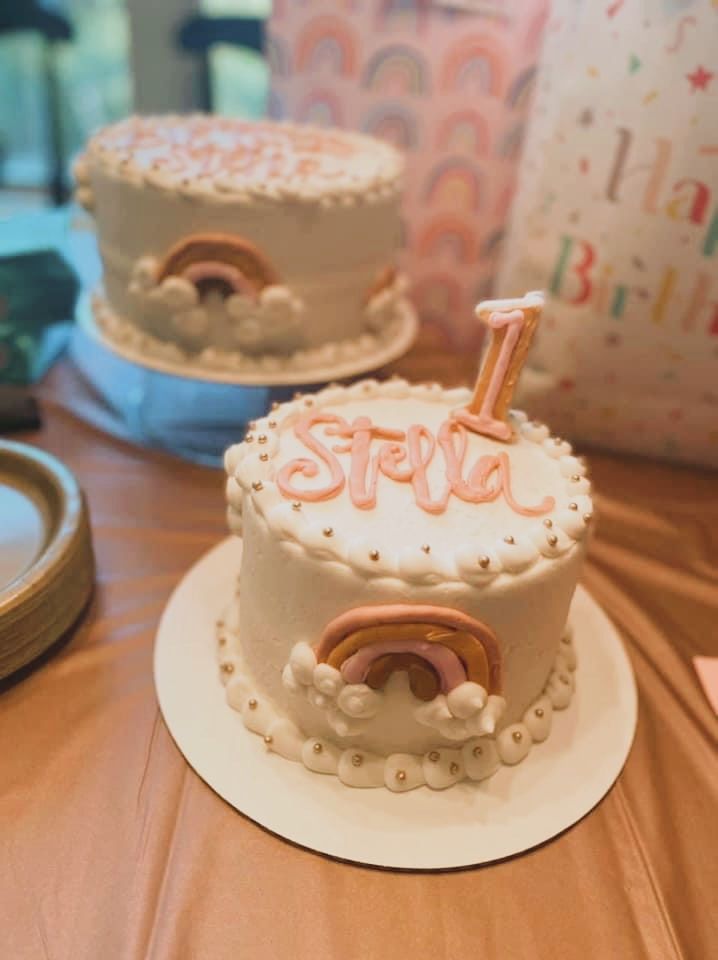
[{"xmin": 0, "ymin": 441, "xmax": 94, "ymax": 680}]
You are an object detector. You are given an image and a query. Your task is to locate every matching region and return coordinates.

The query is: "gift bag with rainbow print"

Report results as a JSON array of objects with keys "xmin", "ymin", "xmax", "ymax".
[
  {"xmin": 498, "ymin": 0, "xmax": 718, "ymax": 467},
  {"xmin": 268, "ymin": 0, "xmax": 549, "ymax": 349}
]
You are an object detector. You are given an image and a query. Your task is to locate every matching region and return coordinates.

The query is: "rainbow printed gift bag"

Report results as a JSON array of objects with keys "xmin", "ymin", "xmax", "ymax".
[
  {"xmin": 499, "ymin": 0, "xmax": 718, "ymax": 467},
  {"xmin": 268, "ymin": 0, "xmax": 549, "ymax": 349}
]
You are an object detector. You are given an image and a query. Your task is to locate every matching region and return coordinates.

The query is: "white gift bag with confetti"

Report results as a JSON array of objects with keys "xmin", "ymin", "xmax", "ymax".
[
  {"xmin": 268, "ymin": 0, "xmax": 549, "ymax": 349},
  {"xmin": 498, "ymin": 0, "xmax": 718, "ymax": 467}
]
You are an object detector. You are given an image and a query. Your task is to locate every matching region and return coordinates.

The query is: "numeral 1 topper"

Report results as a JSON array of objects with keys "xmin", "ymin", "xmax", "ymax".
[{"xmin": 452, "ymin": 291, "xmax": 545, "ymax": 442}]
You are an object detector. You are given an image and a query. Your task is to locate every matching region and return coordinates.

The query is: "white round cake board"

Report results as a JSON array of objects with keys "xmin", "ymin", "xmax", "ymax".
[
  {"xmin": 154, "ymin": 538, "xmax": 637, "ymax": 870},
  {"xmin": 78, "ymin": 296, "xmax": 418, "ymax": 387}
]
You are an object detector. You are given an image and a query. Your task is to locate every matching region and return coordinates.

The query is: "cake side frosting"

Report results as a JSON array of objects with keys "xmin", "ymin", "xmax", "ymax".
[{"xmin": 221, "ymin": 379, "xmax": 592, "ymax": 790}]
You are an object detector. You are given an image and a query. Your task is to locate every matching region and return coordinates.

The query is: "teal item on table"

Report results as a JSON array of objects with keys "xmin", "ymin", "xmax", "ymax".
[{"xmin": 0, "ymin": 249, "xmax": 79, "ymax": 384}]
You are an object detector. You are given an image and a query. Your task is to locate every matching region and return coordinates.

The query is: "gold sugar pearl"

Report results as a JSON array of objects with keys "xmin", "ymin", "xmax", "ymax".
[
  {"xmin": 428, "ymin": 750, "xmax": 440, "ymax": 762},
  {"xmin": 323, "ymin": 527, "xmax": 334, "ymax": 537},
  {"xmin": 369, "ymin": 549, "xmax": 380, "ymax": 561},
  {"xmin": 535, "ymin": 707, "xmax": 544, "ymax": 718},
  {"xmin": 449, "ymin": 762, "xmax": 460, "ymax": 775},
  {"xmin": 267, "ymin": 419, "xmax": 277, "ymax": 428},
  {"xmin": 257, "ymin": 434, "xmax": 268, "ymax": 444},
  {"xmin": 504, "ymin": 535, "xmax": 515, "ymax": 545},
  {"xmin": 220, "ymin": 662, "xmax": 234, "ymax": 674},
  {"xmin": 570, "ymin": 474, "xmax": 581, "ymax": 482},
  {"xmin": 568, "ymin": 502, "xmax": 578, "ymax": 511},
  {"xmin": 263, "ymin": 735, "xmax": 273, "ymax": 745},
  {"xmin": 259, "ymin": 453, "xmax": 269, "ymax": 462},
  {"xmin": 218, "ymin": 636, "xmax": 226, "ymax": 646},
  {"xmin": 478, "ymin": 555, "xmax": 491, "ymax": 569},
  {"xmin": 304, "ymin": 397, "xmax": 314, "ymax": 407},
  {"xmin": 251, "ymin": 481, "xmax": 264, "ymax": 492},
  {"xmin": 421, "ymin": 544, "xmax": 431, "ymax": 554},
  {"xmin": 351, "ymin": 753, "xmax": 363, "ymax": 767},
  {"xmin": 245, "ymin": 435, "xmax": 254, "ymax": 443},
  {"xmin": 547, "ymin": 534, "xmax": 558, "ymax": 547},
  {"xmin": 291, "ymin": 501, "xmax": 302, "ymax": 511},
  {"xmin": 561, "ymin": 635, "xmax": 570, "ymax": 644},
  {"xmin": 543, "ymin": 518, "xmax": 553, "ymax": 528},
  {"xmin": 271, "ymin": 401, "xmax": 280, "ymax": 411},
  {"xmin": 248, "ymin": 698, "xmax": 258, "ymax": 710},
  {"xmin": 395, "ymin": 770, "xmax": 407, "ymax": 783},
  {"xmin": 293, "ymin": 392, "xmax": 302, "ymax": 401},
  {"xmin": 248, "ymin": 421, "xmax": 257, "ymax": 430},
  {"xmin": 583, "ymin": 512, "xmax": 593, "ymax": 523},
  {"xmin": 473, "ymin": 745, "xmax": 483, "ymax": 757},
  {"xmin": 512, "ymin": 731, "xmax": 523, "ymax": 743},
  {"xmin": 312, "ymin": 742, "xmax": 323, "ymax": 754}
]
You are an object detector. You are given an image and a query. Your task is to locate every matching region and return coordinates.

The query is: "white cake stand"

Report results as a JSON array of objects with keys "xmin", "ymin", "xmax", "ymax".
[{"xmin": 154, "ymin": 538, "xmax": 637, "ymax": 870}]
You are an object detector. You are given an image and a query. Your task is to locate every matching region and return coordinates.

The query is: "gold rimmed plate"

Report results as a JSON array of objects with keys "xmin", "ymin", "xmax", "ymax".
[{"xmin": 0, "ymin": 441, "xmax": 94, "ymax": 680}]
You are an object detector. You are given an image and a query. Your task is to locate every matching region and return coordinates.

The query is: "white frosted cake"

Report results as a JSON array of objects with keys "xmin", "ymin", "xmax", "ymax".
[
  {"xmin": 74, "ymin": 115, "xmax": 409, "ymax": 375},
  {"xmin": 220, "ymin": 358, "xmax": 593, "ymax": 791}
]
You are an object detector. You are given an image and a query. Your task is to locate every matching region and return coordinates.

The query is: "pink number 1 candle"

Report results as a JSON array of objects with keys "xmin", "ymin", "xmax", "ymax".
[{"xmin": 453, "ymin": 291, "xmax": 545, "ymax": 442}]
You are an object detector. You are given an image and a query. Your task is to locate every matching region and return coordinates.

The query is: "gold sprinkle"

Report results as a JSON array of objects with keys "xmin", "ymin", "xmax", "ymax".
[
  {"xmin": 257, "ymin": 434, "xmax": 267, "ymax": 444},
  {"xmin": 504, "ymin": 535, "xmax": 515, "ymax": 545},
  {"xmin": 270, "ymin": 401, "xmax": 280, "ymax": 411},
  {"xmin": 251, "ymin": 481, "xmax": 264, "ymax": 492},
  {"xmin": 263, "ymin": 735, "xmax": 273, "ymax": 745},
  {"xmin": 473, "ymin": 745, "xmax": 483, "ymax": 757},
  {"xmin": 220, "ymin": 662, "xmax": 234, "ymax": 675},
  {"xmin": 421, "ymin": 544, "xmax": 431, "ymax": 554},
  {"xmin": 428, "ymin": 750, "xmax": 440, "ymax": 762},
  {"xmin": 543, "ymin": 518, "xmax": 553, "ymax": 528},
  {"xmin": 312, "ymin": 742, "xmax": 323, "ymax": 754},
  {"xmin": 369, "ymin": 549, "xmax": 380, "ymax": 561},
  {"xmin": 218, "ymin": 636, "xmax": 226, "ymax": 646},
  {"xmin": 248, "ymin": 698, "xmax": 258, "ymax": 710},
  {"xmin": 570, "ymin": 474, "xmax": 581, "ymax": 482},
  {"xmin": 304, "ymin": 397, "xmax": 314, "ymax": 407},
  {"xmin": 322, "ymin": 527, "xmax": 334, "ymax": 537},
  {"xmin": 547, "ymin": 533, "xmax": 558, "ymax": 547},
  {"xmin": 291, "ymin": 501, "xmax": 302, "ymax": 511},
  {"xmin": 395, "ymin": 770, "xmax": 407, "ymax": 782},
  {"xmin": 351, "ymin": 753, "xmax": 363, "ymax": 767},
  {"xmin": 535, "ymin": 707, "xmax": 544, "ymax": 718},
  {"xmin": 478, "ymin": 555, "xmax": 491, "ymax": 569},
  {"xmin": 512, "ymin": 731, "xmax": 523, "ymax": 743},
  {"xmin": 583, "ymin": 512, "xmax": 593, "ymax": 523},
  {"xmin": 449, "ymin": 762, "xmax": 460, "ymax": 775},
  {"xmin": 568, "ymin": 502, "xmax": 578, "ymax": 511},
  {"xmin": 259, "ymin": 453, "xmax": 269, "ymax": 462},
  {"xmin": 268, "ymin": 419, "xmax": 277, "ymax": 428}
]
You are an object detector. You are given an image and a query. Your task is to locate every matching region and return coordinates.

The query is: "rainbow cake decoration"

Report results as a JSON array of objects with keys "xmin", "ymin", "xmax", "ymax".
[
  {"xmin": 74, "ymin": 115, "xmax": 411, "ymax": 375},
  {"xmin": 220, "ymin": 292, "xmax": 592, "ymax": 791}
]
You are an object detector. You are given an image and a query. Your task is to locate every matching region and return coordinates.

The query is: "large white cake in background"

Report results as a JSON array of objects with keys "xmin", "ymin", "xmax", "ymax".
[
  {"xmin": 220, "ymin": 372, "xmax": 593, "ymax": 792},
  {"xmin": 74, "ymin": 115, "xmax": 409, "ymax": 375}
]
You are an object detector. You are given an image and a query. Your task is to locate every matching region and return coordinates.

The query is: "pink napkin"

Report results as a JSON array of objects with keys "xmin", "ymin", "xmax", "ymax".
[{"xmin": 693, "ymin": 657, "xmax": 718, "ymax": 716}]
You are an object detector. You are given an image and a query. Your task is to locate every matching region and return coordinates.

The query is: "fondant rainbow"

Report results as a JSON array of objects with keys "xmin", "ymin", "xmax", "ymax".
[
  {"xmin": 156, "ymin": 233, "xmax": 279, "ymax": 298},
  {"xmin": 440, "ymin": 35, "xmax": 508, "ymax": 97},
  {"xmin": 424, "ymin": 157, "xmax": 482, "ymax": 211},
  {"xmin": 497, "ymin": 122, "xmax": 525, "ymax": 160},
  {"xmin": 299, "ymin": 89, "xmax": 343, "ymax": 127},
  {"xmin": 437, "ymin": 109, "xmax": 490, "ymax": 156},
  {"xmin": 315, "ymin": 605, "xmax": 502, "ymax": 700},
  {"xmin": 362, "ymin": 102, "xmax": 419, "ymax": 150},
  {"xmin": 266, "ymin": 33, "xmax": 290, "ymax": 77},
  {"xmin": 361, "ymin": 44, "xmax": 431, "ymax": 95},
  {"xmin": 295, "ymin": 15, "xmax": 358, "ymax": 76},
  {"xmin": 417, "ymin": 215, "xmax": 478, "ymax": 262},
  {"xmin": 506, "ymin": 65, "xmax": 537, "ymax": 110}
]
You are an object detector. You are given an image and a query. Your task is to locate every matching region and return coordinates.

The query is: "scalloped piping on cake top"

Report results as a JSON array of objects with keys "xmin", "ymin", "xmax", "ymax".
[
  {"xmin": 215, "ymin": 609, "xmax": 578, "ymax": 793},
  {"xmin": 225, "ymin": 379, "xmax": 594, "ymax": 583},
  {"xmin": 74, "ymin": 115, "xmax": 404, "ymax": 209}
]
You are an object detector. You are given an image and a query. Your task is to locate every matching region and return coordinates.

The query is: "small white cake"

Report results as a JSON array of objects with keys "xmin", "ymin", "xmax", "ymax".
[
  {"xmin": 75, "ymin": 115, "xmax": 408, "ymax": 375},
  {"xmin": 220, "ymin": 376, "xmax": 592, "ymax": 791}
]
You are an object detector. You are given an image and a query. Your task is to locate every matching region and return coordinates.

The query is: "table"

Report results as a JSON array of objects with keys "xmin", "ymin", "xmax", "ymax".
[{"xmin": 1, "ymin": 349, "xmax": 717, "ymax": 960}]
